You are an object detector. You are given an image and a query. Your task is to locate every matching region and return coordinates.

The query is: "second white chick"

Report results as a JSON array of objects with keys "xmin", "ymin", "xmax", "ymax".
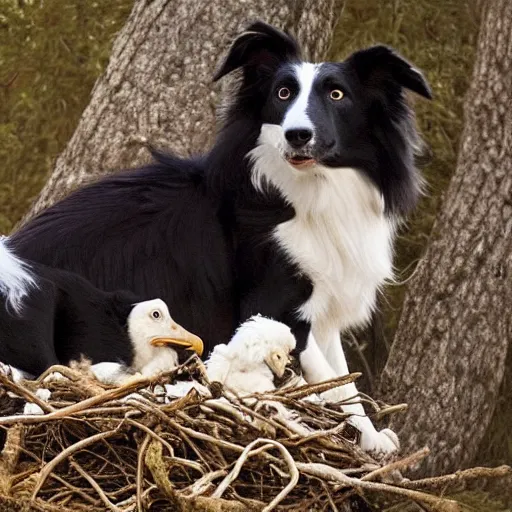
[{"xmin": 205, "ymin": 315, "xmax": 296, "ymax": 396}]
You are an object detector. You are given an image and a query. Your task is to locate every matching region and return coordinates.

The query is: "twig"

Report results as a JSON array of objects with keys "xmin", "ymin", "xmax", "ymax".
[
  {"xmin": 0, "ymin": 374, "xmax": 54, "ymax": 413},
  {"xmin": 362, "ymin": 447, "xmax": 430, "ymax": 481},
  {"xmin": 31, "ymin": 426, "xmax": 122, "ymax": 499},
  {"xmin": 273, "ymin": 373, "xmax": 362, "ymax": 399},
  {"xmin": 184, "ymin": 469, "xmax": 228, "ymax": 498},
  {"xmin": 168, "ymin": 419, "xmax": 246, "ymax": 453},
  {"xmin": 213, "ymin": 438, "xmax": 300, "ymax": 512},
  {"xmin": 202, "ymin": 399, "xmax": 250, "ymax": 424},
  {"xmin": 136, "ymin": 434, "xmax": 151, "ymax": 512},
  {"xmin": 39, "ymin": 377, "xmax": 153, "ymax": 417},
  {"xmin": 373, "ymin": 403, "xmax": 408, "ymax": 420},
  {"xmin": 401, "ymin": 464, "xmax": 512, "ymax": 491},
  {"xmin": 49, "ymin": 472, "xmax": 102, "ymax": 506},
  {"xmin": 222, "ymin": 393, "xmax": 297, "ymax": 437},
  {"xmin": 0, "ymin": 378, "xmax": 153, "ymax": 426},
  {"xmin": 145, "ymin": 440, "xmax": 256, "ymax": 511},
  {"xmin": 287, "ymin": 422, "xmax": 346, "ymax": 446},
  {"xmin": 167, "ymin": 419, "xmax": 212, "ymax": 469},
  {"xmin": 125, "ymin": 418, "xmax": 176, "ymax": 459},
  {"xmin": 70, "ymin": 459, "xmax": 121, "ymax": 512},
  {"xmin": 296, "ymin": 462, "xmax": 461, "ymax": 511},
  {"xmin": 36, "ymin": 365, "xmax": 81, "ymax": 383}
]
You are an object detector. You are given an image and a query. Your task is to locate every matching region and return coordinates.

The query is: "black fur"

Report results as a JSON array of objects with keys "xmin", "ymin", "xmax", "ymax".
[
  {"xmin": 0, "ymin": 260, "xmax": 140, "ymax": 376},
  {"xmin": 11, "ymin": 21, "xmax": 431, "ymax": 358}
]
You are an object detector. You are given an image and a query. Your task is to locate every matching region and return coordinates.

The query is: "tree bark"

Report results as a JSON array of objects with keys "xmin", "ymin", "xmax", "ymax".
[
  {"xmin": 380, "ymin": 0, "xmax": 512, "ymax": 476},
  {"xmin": 22, "ymin": 0, "xmax": 343, "ymax": 222}
]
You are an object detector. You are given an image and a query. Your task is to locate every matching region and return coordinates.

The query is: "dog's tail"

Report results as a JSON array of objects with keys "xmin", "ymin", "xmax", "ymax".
[{"xmin": 0, "ymin": 236, "xmax": 37, "ymax": 314}]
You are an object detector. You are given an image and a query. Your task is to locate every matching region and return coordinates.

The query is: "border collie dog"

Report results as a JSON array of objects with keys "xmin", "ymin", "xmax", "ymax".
[{"xmin": 11, "ymin": 22, "xmax": 431, "ymax": 454}]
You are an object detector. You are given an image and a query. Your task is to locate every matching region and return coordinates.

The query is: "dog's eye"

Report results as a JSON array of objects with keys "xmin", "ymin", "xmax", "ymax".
[
  {"xmin": 330, "ymin": 89, "xmax": 344, "ymax": 101},
  {"xmin": 277, "ymin": 87, "xmax": 291, "ymax": 100},
  {"xmin": 151, "ymin": 310, "xmax": 161, "ymax": 320}
]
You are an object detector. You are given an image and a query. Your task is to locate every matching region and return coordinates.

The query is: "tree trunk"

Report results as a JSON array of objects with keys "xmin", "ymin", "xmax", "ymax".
[
  {"xmin": 22, "ymin": 0, "xmax": 343, "ymax": 222},
  {"xmin": 380, "ymin": 0, "xmax": 512, "ymax": 476}
]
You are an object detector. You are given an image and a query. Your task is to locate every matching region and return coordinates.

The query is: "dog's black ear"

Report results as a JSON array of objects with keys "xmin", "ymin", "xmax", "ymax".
[
  {"xmin": 347, "ymin": 45, "xmax": 432, "ymax": 99},
  {"xmin": 213, "ymin": 21, "xmax": 300, "ymax": 82}
]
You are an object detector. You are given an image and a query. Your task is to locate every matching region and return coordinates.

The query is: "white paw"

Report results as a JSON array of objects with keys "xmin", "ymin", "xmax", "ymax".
[{"xmin": 359, "ymin": 427, "xmax": 400, "ymax": 456}]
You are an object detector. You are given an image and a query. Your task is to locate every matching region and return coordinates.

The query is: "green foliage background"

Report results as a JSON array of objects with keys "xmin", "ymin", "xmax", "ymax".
[{"xmin": 0, "ymin": 0, "xmax": 508, "ymax": 470}]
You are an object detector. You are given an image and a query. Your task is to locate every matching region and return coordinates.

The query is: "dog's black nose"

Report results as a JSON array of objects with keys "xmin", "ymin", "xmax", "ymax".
[{"xmin": 285, "ymin": 128, "xmax": 313, "ymax": 148}]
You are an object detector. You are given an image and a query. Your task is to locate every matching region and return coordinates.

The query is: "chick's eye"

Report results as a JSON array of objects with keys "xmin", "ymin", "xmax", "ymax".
[
  {"xmin": 330, "ymin": 89, "xmax": 344, "ymax": 101},
  {"xmin": 277, "ymin": 87, "xmax": 291, "ymax": 100},
  {"xmin": 151, "ymin": 310, "xmax": 161, "ymax": 319}
]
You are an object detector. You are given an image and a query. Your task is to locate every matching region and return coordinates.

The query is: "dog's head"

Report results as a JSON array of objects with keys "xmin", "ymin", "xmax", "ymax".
[{"xmin": 214, "ymin": 21, "xmax": 432, "ymax": 215}]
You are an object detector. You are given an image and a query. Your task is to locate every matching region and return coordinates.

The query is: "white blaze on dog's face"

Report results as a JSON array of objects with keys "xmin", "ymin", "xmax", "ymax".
[
  {"xmin": 127, "ymin": 299, "xmax": 203, "ymax": 374},
  {"xmin": 280, "ymin": 62, "xmax": 319, "ymax": 162}
]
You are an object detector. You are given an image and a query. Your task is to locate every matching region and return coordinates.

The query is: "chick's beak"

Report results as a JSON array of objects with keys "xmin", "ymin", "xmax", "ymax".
[
  {"xmin": 150, "ymin": 322, "xmax": 204, "ymax": 356},
  {"xmin": 265, "ymin": 350, "xmax": 289, "ymax": 378}
]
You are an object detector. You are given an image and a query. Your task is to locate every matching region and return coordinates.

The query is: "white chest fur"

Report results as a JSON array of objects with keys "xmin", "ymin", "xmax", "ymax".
[
  {"xmin": 276, "ymin": 170, "xmax": 393, "ymax": 332},
  {"xmin": 250, "ymin": 128, "xmax": 395, "ymax": 333}
]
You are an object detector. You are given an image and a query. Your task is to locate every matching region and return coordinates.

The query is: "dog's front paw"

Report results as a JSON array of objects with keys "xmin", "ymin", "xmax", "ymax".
[{"xmin": 360, "ymin": 427, "xmax": 399, "ymax": 457}]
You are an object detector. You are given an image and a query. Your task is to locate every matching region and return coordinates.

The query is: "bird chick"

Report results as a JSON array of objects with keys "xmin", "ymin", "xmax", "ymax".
[
  {"xmin": 205, "ymin": 315, "xmax": 296, "ymax": 396},
  {"xmin": 143, "ymin": 315, "xmax": 296, "ymax": 403}
]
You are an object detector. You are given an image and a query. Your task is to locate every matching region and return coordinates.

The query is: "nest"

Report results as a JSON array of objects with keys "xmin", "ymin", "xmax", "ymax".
[{"xmin": 0, "ymin": 359, "xmax": 510, "ymax": 512}]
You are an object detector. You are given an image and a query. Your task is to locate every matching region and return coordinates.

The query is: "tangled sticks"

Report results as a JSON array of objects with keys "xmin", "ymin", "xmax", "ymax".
[{"xmin": 0, "ymin": 359, "xmax": 510, "ymax": 512}]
